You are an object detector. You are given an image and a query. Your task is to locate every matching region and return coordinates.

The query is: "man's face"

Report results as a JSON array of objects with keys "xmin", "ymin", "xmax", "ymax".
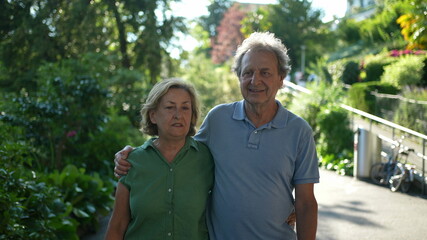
[{"xmin": 239, "ymin": 49, "xmax": 283, "ymax": 108}]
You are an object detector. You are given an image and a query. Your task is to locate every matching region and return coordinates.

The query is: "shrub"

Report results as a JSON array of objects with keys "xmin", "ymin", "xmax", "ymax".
[
  {"xmin": 315, "ymin": 106, "xmax": 354, "ymax": 175},
  {"xmin": 41, "ymin": 164, "xmax": 114, "ymax": 236},
  {"xmin": 0, "ymin": 124, "xmax": 113, "ymax": 238},
  {"xmin": 381, "ymin": 55, "xmax": 426, "ymax": 87},
  {"xmin": 288, "ymin": 82, "xmax": 346, "ymax": 139},
  {"xmin": 362, "ymin": 54, "xmax": 397, "ymax": 82},
  {"xmin": 319, "ymin": 154, "xmax": 354, "ymax": 176},
  {"xmin": 393, "ymin": 87, "xmax": 427, "ymax": 133},
  {"xmin": 326, "ymin": 59, "xmax": 347, "ymax": 83},
  {"xmin": 0, "ymin": 135, "xmax": 79, "ymax": 240},
  {"xmin": 341, "ymin": 61, "xmax": 361, "ymax": 85},
  {"xmin": 316, "ymin": 106, "xmax": 354, "ymax": 157},
  {"xmin": 346, "ymin": 81, "xmax": 400, "ymax": 114}
]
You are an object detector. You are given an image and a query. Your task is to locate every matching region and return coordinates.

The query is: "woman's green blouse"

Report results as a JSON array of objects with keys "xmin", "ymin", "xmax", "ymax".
[{"xmin": 119, "ymin": 137, "xmax": 214, "ymax": 240}]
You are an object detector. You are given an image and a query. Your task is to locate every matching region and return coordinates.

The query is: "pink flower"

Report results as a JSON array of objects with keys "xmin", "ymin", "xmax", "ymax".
[{"xmin": 67, "ymin": 130, "xmax": 77, "ymax": 138}]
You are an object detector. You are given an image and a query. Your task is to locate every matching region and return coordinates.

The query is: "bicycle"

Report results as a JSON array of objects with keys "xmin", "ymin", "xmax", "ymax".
[
  {"xmin": 370, "ymin": 151, "xmax": 397, "ymax": 187},
  {"xmin": 389, "ymin": 147, "xmax": 416, "ymax": 193},
  {"xmin": 370, "ymin": 138, "xmax": 415, "ymax": 192}
]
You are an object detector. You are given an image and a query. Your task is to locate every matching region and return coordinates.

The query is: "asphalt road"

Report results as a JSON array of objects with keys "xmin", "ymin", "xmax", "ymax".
[
  {"xmin": 316, "ymin": 169, "xmax": 427, "ymax": 240},
  {"xmin": 83, "ymin": 168, "xmax": 427, "ymax": 240}
]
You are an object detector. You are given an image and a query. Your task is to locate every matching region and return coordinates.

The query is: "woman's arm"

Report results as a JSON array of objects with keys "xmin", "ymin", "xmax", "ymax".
[{"xmin": 105, "ymin": 182, "xmax": 131, "ymax": 240}]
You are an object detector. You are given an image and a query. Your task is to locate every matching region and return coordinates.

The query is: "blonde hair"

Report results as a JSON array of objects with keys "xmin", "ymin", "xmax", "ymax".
[
  {"xmin": 140, "ymin": 78, "xmax": 200, "ymax": 136},
  {"xmin": 233, "ymin": 32, "xmax": 291, "ymax": 78}
]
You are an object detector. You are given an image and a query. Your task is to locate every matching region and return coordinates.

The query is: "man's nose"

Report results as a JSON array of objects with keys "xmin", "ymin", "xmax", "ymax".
[{"xmin": 250, "ymin": 72, "xmax": 261, "ymax": 85}]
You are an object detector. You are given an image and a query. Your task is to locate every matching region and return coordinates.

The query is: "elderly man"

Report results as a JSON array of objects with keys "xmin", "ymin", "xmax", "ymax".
[{"xmin": 114, "ymin": 32, "xmax": 319, "ymax": 240}]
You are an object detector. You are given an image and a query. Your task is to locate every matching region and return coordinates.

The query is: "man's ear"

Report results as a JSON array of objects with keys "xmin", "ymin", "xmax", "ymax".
[{"xmin": 280, "ymin": 75, "xmax": 285, "ymax": 86}]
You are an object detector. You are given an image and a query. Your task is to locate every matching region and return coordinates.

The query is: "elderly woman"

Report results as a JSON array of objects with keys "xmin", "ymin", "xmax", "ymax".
[{"xmin": 105, "ymin": 78, "xmax": 214, "ymax": 240}]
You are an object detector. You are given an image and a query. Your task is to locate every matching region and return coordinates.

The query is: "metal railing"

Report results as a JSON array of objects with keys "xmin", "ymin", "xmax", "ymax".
[
  {"xmin": 341, "ymin": 104, "xmax": 427, "ymax": 194},
  {"xmin": 282, "ymin": 80, "xmax": 427, "ymax": 194}
]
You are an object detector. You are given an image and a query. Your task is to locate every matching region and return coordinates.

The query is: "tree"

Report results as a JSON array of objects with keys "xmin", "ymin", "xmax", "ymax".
[
  {"xmin": 240, "ymin": 0, "xmax": 335, "ymax": 74},
  {"xmin": 336, "ymin": 18, "xmax": 362, "ymax": 44},
  {"xmin": 198, "ymin": 0, "xmax": 232, "ymax": 38},
  {"xmin": 241, "ymin": 7, "xmax": 272, "ymax": 37},
  {"xmin": 396, "ymin": 0, "xmax": 427, "ymax": 49},
  {"xmin": 0, "ymin": 57, "xmax": 109, "ymax": 170},
  {"xmin": 358, "ymin": 1, "xmax": 405, "ymax": 45},
  {"xmin": 0, "ymin": 0, "xmax": 186, "ymax": 92},
  {"xmin": 211, "ymin": 3, "xmax": 246, "ymax": 64}
]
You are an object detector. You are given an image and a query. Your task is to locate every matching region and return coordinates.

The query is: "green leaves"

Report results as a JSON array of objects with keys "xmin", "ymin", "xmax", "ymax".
[{"xmin": 0, "ymin": 167, "xmax": 79, "ymax": 240}]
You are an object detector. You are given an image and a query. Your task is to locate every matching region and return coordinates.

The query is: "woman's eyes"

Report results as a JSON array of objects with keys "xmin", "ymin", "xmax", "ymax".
[{"xmin": 165, "ymin": 106, "xmax": 190, "ymax": 110}]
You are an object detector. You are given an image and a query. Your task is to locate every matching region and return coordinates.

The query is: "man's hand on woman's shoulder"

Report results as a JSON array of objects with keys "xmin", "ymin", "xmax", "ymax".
[{"xmin": 114, "ymin": 145, "xmax": 134, "ymax": 178}]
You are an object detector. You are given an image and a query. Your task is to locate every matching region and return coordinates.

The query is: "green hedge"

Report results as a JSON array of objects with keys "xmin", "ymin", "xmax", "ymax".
[
  {"xmin": 362, "ymin": 54, "xmax": 397, "ymax": 82},
  {"xmin": 342, "ymin": 61, "xmax": 361, "ymax": 85},
  {"xmin": 381, "ymin": 55, "xmax": 426, "ymax": 87},
  {"xmin": 347, "ymin": 81, "xmax": 400, "ymax": 114},
  {"xmin": 288, "ymin": 82, "xmax": 354, "ymax": 176},
  {"xmin": 0, "ymin": 168, "xmax": 79, "ymax": 240},
  {"xmin": 0, "ymin": 124, "xmax": 114, "ymax": 239}
]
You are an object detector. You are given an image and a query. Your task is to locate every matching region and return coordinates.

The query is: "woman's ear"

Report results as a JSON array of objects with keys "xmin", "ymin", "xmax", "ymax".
[{"xmin": 149, "ymin": 110, "xmax": 157, "ymax": 124}]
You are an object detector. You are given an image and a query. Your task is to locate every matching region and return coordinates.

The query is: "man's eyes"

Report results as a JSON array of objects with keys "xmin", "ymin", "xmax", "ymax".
[
  {"xmin": 242, "ymin": 71, "xmax": 252, "ymax": 77},
  {"xmin": 242, "ymin": 71, "xmax": 272, "ymax": 77}
]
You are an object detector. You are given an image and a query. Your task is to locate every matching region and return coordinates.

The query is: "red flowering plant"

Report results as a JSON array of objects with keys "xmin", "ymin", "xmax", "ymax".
[{"xmin": 389, "ymin": 49, "xmax": 427, "ymax": 57}]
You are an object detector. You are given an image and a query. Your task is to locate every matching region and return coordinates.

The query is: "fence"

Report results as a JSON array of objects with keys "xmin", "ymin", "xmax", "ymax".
[{"xmin": 282, "ymin": 80, "xmax": 427, "ymax": 194}]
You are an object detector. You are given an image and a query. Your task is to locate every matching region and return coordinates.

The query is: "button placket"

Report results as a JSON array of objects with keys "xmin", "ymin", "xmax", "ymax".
[
  {"xmin": 166, "ymin": 164, "xmax": 174, "ymax": 238},
  {"xmin": 248, "ymin": 129, "xmax": 262, "ymax": 149}
]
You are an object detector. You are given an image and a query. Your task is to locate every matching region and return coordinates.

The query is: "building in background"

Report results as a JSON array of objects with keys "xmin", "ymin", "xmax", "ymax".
[{"xmin": 345, "ymin": 0, "xmax": 376, "ymax": 21}]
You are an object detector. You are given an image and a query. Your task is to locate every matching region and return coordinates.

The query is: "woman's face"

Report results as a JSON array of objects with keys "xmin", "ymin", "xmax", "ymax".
[{"xmin": 149, "ymin": 88, "xmax": 192, "ymax": 141}]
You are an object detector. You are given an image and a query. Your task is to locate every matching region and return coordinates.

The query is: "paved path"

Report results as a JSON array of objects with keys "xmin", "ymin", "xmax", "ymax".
[
  {"xmin": 83, "ymin": 169, "xmax": 427, "ymax": 240},
  {"xmin": 316, "ymin": 169, "xmax": 427, "ymax": 240}
]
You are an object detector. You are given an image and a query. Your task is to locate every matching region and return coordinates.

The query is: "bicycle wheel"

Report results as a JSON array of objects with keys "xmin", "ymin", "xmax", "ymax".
[
  {"xmin": 400, "ymin": 179, "xmax": 411, "ymax": 193},
  {"xmin": 389, "ymin": 164, "xmax": 404, "ymax": 192},
  {"xmin": 370, "ymin": 163, "xmax": 385, "ymax": 185},
  {"xmin": 400, "ymin": 170, "xmax": 411, "ymax": 193}
]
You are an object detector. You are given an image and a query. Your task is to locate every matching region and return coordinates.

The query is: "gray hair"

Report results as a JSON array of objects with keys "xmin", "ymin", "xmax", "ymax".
[
  {"xmin": 140, "ymin": 78, "xmax": 200, "ymax": 136},
  {"xmin": 233, "ymin": 32, "xmax": 291, "ymax": 78}
]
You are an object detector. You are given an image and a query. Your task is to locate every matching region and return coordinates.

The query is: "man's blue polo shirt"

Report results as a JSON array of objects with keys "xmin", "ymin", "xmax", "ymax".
[{"xmin": 195, "ymin": 100, "xmax": 319, "ymax": 240}]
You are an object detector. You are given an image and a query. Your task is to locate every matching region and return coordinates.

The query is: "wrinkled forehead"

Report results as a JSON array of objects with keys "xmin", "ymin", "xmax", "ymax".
[{"xmin": 241, "ymin": 49, "xmax": 279, "ymax": 69}]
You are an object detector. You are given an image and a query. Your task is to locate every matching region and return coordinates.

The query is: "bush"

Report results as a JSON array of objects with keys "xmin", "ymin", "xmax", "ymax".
[
  {"xmin": 76, "ymin": 110, "xmax": 144, "ymax": 177},
  {"xmin": 287, "ymin": 82, "xmax": 354, "ymax": 176},
  {"xmin": 42, "ymin": 164, "xmax": 114, "ymax": 236},
  {"xmin": 362, "ymin": 54, "xmax": 397, "ymax": 82},
  {"xmin": 316, "ymin": 106, "xmax": 354, "ymax": 157},
  {"xmin": 0, "ymin": 126, "xmax": 113, "ymax": 238},
  {"xmin": 326, "ymin": 59, "xmax": 347, "ymax": 83},
  {"xmin": 347, "ymin": 81, "xmax": 400, "ymax": 114},
  {"xmin": 288, "ymin": 82, "xmax": 346, "ymax": 138},
  {"xmin": 0, "ymin": 135, "xmax": 79, "ymax": 240},
  {"xmin": 341, "ymin": 61, "xmax": 361, "ymax": 85},
  {"xmin": 0, "ymin": 168, "xmax": 79, "ymax": 240},
  {"xmin": 393, "ymin": 87, "xmax": 427, "ymax": 133},
  {"xmin": 381, "ymin": 55, "xmax": 426, "ymax": 87},
  {"xmin": 319, "ymin": 154, "xmax": 354, "ymax": 176}
]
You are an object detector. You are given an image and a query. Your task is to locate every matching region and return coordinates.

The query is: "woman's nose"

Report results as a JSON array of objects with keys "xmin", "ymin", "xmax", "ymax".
[{"xmin": 174, "ymin": 109, "xmax": 181, "ymax": 119}]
